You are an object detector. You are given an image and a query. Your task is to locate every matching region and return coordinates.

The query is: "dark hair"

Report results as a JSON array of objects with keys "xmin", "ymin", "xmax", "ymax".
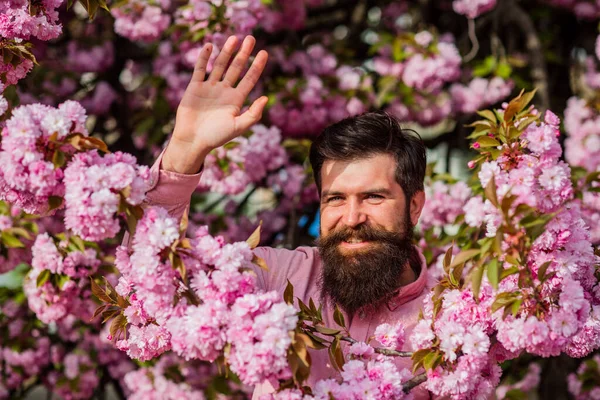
[{"xmin": 309, "ymin": 111, "xmax": 426, "ymax": 201}]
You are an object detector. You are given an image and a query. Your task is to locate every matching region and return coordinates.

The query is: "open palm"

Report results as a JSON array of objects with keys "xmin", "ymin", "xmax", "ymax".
[{"xmin": 164, "ymin": 35, "xmax": 269, "ymax": 174}]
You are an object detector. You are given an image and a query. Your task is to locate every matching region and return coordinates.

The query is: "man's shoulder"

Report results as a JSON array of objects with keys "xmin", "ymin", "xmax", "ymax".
[{"xmin": 254, "ymin": 245, "xmax": 319, "ymax": 262}]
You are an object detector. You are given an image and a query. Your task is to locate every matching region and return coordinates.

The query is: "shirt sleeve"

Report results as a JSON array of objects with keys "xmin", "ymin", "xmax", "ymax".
[{"xmin": 143, "ymin": 148, "xmax": 202, "ymax": 222}]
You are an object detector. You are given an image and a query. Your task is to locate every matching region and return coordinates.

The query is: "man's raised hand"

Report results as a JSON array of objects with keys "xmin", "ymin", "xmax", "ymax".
[{"xmin": 162, "ymin": 35, "xmax": 269, "ymax": 174}]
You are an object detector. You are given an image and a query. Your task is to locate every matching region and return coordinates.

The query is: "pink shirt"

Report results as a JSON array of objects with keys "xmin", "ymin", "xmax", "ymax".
[{"xmin": 144, "ymin": 152, "xmax": 433, "ymax": 399}]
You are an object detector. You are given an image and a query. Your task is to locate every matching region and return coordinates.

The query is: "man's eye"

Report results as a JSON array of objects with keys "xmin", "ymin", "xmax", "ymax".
[
  {"xmin": 326, "ymin": 196, "xmax": 343, "ymax": 202},
  {"xmin": 367, "ymin": 194, "xmax": 384, "ymax": 199}
]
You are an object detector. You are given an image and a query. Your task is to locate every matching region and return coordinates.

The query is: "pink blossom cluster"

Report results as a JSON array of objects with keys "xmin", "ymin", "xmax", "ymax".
[
  {"xmin": 63, "ymin": 150, "xmax": 151, "ymax": 241},
  {"xmin": 46, "ymin": 351, "xmax": 99, "ymax": 400},
  {"xmin": 111, "ymin": 0, "xmax": 171, "ymax": 43},
  {"xmin": 452, "ymin": 0, "xmax": 497, "ymax": 18},
  {"xmin": 462, "ymin": 111, "xmax": 600, "ymax": 358},
  {"xmin": 115, "ymin": 207, "xmax": 299, "ymax": 386},
  {"xmin": 267, "ymin": 44, "xmax": 373, "ymax": 137},
  {"xmin": 24, "ymin": 233, "xmax": 100, "ymax": 324},
  {"xmin": 65, "ymin": 42, "xmax": 115, "ymax": 73},
  {"xmin": 174, "ymin": 0, "xmax": 266, "ymax": 39},
  {"xmin": 411, "ymin": 286, "xmax": 502, "ymax": 399},
  {"xmin": 0, "ymin": 83, "xmax": 8, "ymax": 116},
  {"xmin": 568, "ymin": 354, "xmax": 600, "ymax": 399},
  {"xmin": 0, "ymin": 101, "xmax": 88, "ymax": 214},
  {"xmin": 496, "ymin": 363, "xmax": 541, "ymax": 399},
  {"xmin": 467, "ymin": 111, "xmax": 572, "ymax": 231},
  {"xmin": 564, "ymin": 96, "xmax": 600, "ymax": 172},
  {"xmin": 420, "ymin": 180, "xmax": 472, "ymax": 231},
  {"xmin": 450, "ymin": 77, "xmax": 514, "ymax": 114},
  {"xmin": 200, "ymin": 124, "xmax": 288, "ymax": 194},
  {"xmin": 545, "ymin": 0, "xmax": 600, "ymax": 19},
  {"xmin": 0, "ymin": 298, "xmax": 51, "ymax": 399},
  {"xmin": 496, "ymin": 203, "xmax": 600, "ymax": 358},
  {"xmin": 0, "ymin": 0, "xmax": 62, "ymax": 42},
  {"xmin": 373, "ymin": 33, "xmax": 465, "ymax": 126},
  {"xmin": 261, "ymin": 0, "xmax": 325, "ymax": 33},
  {"xmin": 265, "ymin": 341, "xmax": 413, "ymax": 400},
  {"xmin": 226, "ymin": 291, "xmax": 298, "ymax": 384},
  {"xmin": 123, "ymin": 354, "xmax": 208, "ymax": 400}
]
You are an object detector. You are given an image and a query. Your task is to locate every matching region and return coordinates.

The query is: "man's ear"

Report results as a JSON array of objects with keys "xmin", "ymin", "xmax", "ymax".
[{"xmin": 409, "ymin": 190, "xmax": 426, "ymax": 226}]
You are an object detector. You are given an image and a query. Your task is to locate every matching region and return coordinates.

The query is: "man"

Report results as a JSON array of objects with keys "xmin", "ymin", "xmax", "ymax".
[{"xmin": 146, "ymin": 35, "xmax": 431, "ymax": 399}]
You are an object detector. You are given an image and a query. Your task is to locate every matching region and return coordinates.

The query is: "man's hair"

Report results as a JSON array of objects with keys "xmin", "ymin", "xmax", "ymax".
[{"xmin": 309, "ymin": 111, "xmax": 427, "ymax": 201}]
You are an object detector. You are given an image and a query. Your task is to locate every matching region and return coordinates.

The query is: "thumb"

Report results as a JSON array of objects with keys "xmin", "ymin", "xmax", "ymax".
[{"xmin": 234, "ymin": 96, "xmax": 268, "ymax": 134}]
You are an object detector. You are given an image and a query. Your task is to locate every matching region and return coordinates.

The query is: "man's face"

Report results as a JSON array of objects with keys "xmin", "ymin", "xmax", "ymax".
[
  {"xmin": 317, "ymin": 153, "xmax": 425, "ymax": 315},
  {"xmin": 319, "ymin": 153, "xmax": 423, "ymax": 243}
]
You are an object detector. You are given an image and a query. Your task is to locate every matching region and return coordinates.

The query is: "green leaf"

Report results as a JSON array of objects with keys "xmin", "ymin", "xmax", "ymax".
[
  {"xmin": 1, "ymin": 231, "xmax": 24, "ymax": 248},
  {"xmin": 487, "ymin": 258, "xmax": 499, "ymax": 289},
  {"xmin": 476, "ymin": 109, "xmax": 497, "ymax": 122},
  {"xmin": 449, "ymin": 249, "xmax": 480, "ymax": 269},
  {"xmin": 537, "ymin": 261, "xmax": 552, "ymax": 281},
  {"xmin": 471, "ymin": 262, "xmax": 484, "ymax": 300},
  {"xmin": 333, "ymin": 304, "xmax": 346, "ymax": 328},
  {"xmin": 36, "ymin": 269, "xmax": 51, "ymax": 287},
  {"xmin": 442, "ymin": 245, "xmax": 454, "ymax": 274},
  {"xmin": 476, "ymin": 136, "xmax": 501, "ymax": 148}
]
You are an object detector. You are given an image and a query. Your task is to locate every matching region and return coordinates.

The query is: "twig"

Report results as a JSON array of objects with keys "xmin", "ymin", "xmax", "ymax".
[
  {"xmin": 403, "ymin": 373, "xmax": 427, "ymax": 393},
  {"xmin": 341, "ymin": 336, "xmax": 413, "ymax": 357},
  {"xmin": 463, "ymin": 18, "xmax": 479, "ymax": 63}
]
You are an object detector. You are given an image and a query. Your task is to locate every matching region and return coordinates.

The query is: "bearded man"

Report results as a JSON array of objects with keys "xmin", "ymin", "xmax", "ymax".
[{"xmin": 147, "ymin": 34, "xmax": 432, "ymax": 399}]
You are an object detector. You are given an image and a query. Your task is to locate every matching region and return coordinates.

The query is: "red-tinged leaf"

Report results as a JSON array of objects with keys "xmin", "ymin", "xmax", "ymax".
[
  {"xmin": 283, "ymin": 280, "xmax": 294, "ymax": 305},
  {"xmin": 92, "ymin": 305, "xmax": 106, "ymax": 320},
  {"xmin": 48, "ymin": 196, "xmax": 63, "ymax": 212},
  {"xmin": 411, "ymin": 348, "xmax": 430, "ymax": 373},
  {"xmin": 246, "ymin": 223, "xmax": 262, "ymax": 249},
  {"xmin": 252, "ymin": 254, "xmax": 269, "ymax": 272},
  {"xmin": 117, "ymin": 295, "xmax": 130, "ymax": 309},
  {"xmin": 102, "ymin": 308, "xmax": 120, "ymax": 323},
  {"xmin": 90, "ymin": 278, "xmax": 112, "ymax": 303},
  {"xmin": 485, "ymin": 175, "xmax": 499, "ymax": 208},
  {"xmin": 442, "ymin": 245, "xmax": 453, "ymax": 273},
  {"xmin": 109, "ymin": 313, "xmax": 127, "ymax": 340},
  {"xmin": 537, "ymin": 261, "xmax": 552, "ymax": 281},
  {"xmin": 304, "ymin": 331, "xmax": 327, "ymax": 350},
  {"xmin": 315, "ymin": 326, "xmax": 340, "ymax": 336}
]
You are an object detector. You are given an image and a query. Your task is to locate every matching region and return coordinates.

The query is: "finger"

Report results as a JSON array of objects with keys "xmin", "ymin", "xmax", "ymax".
[
  {"xmin": 209, "ymin": 36, "xmax": 238, "ymax": 82},
  {"xmin": 236, "ymin": 50, "xmax": 269, "ymax": 97},
  {"xmin": 223, "ymin": 35, "xmax": 256, "ymax": 86},
  {"xmin": 190, "ymin": 43, "xmax": 213, "ymax": 83},
  {"xmin": 234, "ymin": 96, "xmax": 268, "ymax": 134}
]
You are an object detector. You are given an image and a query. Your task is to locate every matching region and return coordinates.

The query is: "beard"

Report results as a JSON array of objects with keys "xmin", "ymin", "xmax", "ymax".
[{"xmin": 316, "ymin": 213, "xmax": 415, "ymax": 317}]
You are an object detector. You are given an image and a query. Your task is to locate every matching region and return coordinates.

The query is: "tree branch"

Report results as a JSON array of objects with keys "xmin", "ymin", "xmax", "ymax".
[{"xmin": 403, "ymin": 373, "xmax": 427, "ymax": 393}]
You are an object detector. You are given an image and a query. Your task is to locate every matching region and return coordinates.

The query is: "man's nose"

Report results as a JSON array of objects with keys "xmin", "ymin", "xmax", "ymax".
[{"xmin": 343, "ymin": 199, "xmax": 367, "ymax": 228}]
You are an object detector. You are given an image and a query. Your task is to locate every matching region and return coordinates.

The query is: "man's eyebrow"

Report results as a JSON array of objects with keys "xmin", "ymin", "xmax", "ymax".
[
  {"xmin": 362, "ymin": 188, "xmax": 393, "ymax": 196},
  {"xmin": 321, "ymin": 188, "xmax": 393, "ymax": 197},
  {"xmin": 321, "ymin": 190, "xmax": 344, "ymax": 197}
]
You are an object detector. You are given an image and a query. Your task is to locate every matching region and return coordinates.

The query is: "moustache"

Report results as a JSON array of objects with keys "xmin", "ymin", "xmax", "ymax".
[{"xmin": 318, "ymin": 224, "xmax": 401, "ymax": 247}]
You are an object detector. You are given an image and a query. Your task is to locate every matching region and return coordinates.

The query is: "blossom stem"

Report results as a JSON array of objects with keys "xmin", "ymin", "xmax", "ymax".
[{"xmin": 340, "ymin": 336, "xmax": 413, "ymax": 357}]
